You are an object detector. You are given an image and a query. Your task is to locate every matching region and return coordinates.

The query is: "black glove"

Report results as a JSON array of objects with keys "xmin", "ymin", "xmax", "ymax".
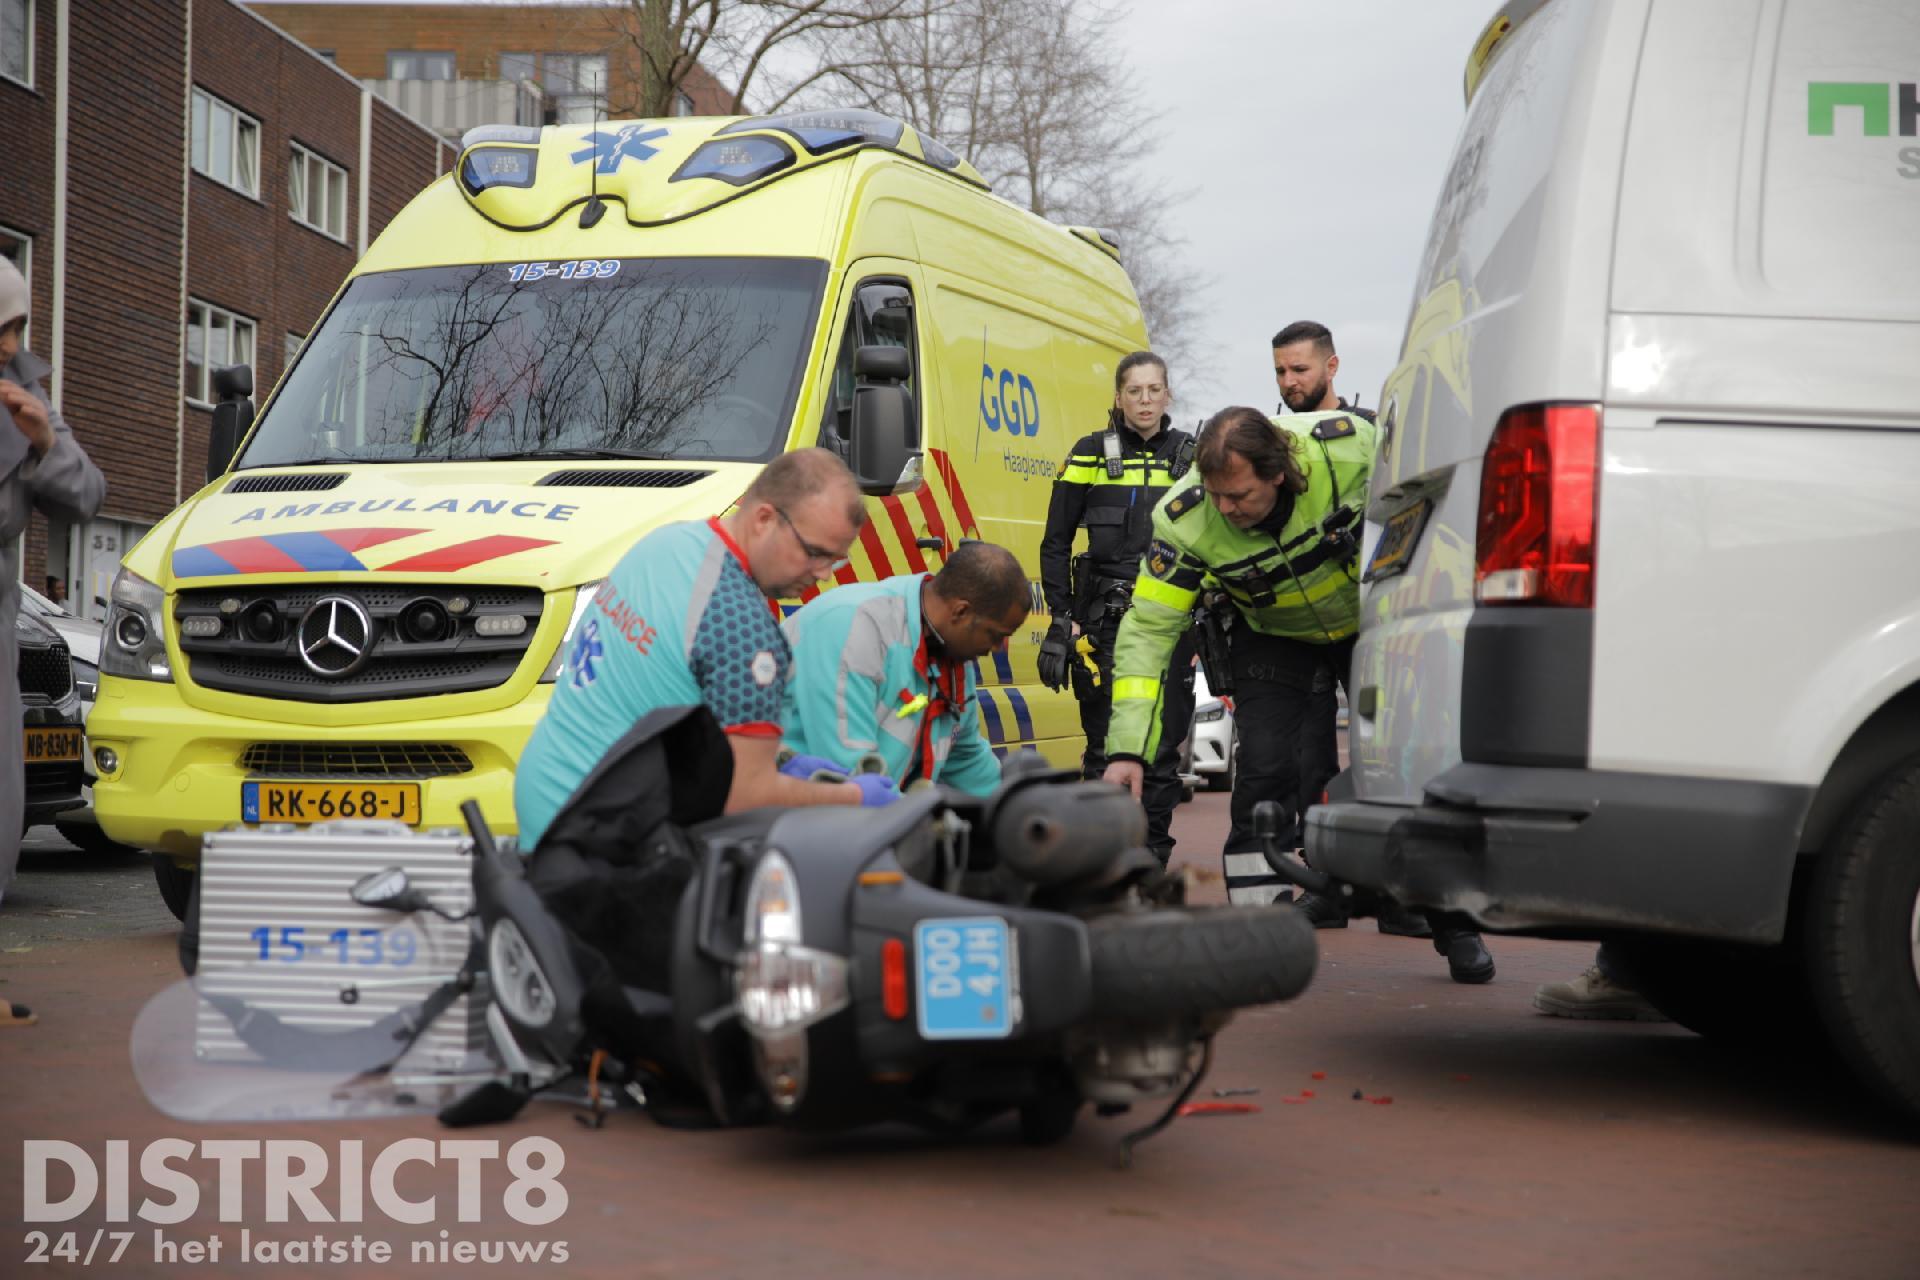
[{"xmin": 1036, "ymin": 620, "xmax": 1073, "ymax": 692}]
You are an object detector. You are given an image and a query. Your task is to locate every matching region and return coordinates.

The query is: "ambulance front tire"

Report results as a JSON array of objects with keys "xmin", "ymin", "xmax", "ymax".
[{"xmin": 152, "ymin": 854, "xmax": 197, "ymax": 924}]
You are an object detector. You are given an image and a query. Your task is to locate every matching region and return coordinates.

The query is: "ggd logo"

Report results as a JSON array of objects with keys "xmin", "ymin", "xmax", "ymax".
[{"xmin": 980, "ymin": 362, "xmax": 1040, "ymax": 437}]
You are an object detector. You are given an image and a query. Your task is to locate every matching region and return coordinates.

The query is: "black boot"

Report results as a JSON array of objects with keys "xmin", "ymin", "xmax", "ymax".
[{"xmin": 1434, "ymin": 926, "xmax": 1495, "ymax": 984}]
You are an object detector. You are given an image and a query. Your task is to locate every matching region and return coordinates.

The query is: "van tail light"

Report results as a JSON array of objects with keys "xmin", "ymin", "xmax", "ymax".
[{"xmin": 1474, "ymin": 404, "xmax": 1599, "ymax": 607}]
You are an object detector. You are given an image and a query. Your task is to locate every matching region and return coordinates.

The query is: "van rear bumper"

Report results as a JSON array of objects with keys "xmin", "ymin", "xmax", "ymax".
[{"xmin": 1305, "ymin": 764, "xmax": 1813, "ymax": 943}]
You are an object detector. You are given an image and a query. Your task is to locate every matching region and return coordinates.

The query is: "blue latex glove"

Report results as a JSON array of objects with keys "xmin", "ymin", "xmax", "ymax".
[
  {"xmin": 779, "ymin": 753, "xmax": 849, "ymax": 781},
  {"xmin": 851, "ymin": 773, "xmax": 900, "ymax": 808}
]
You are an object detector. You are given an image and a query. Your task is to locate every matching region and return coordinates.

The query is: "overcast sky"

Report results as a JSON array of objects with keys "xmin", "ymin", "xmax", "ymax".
[{"xmin": 1133, "ymin": 0, "xmax": 1495, "ymax": 416}]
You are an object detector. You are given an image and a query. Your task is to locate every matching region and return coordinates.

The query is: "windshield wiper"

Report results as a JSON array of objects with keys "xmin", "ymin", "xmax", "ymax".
[{"xmin": 480, "ymin": 447, "xmax": 666, "ymax": 462}]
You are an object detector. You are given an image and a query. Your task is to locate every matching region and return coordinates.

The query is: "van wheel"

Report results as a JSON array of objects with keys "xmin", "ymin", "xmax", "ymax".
[
  {"xmin": 1804, "ymin": 757, "xmax": 1920, "ymax": 1123},
  {"xmin": 151, "ymin": 855, "xmax": 197, "ymax": 923}
]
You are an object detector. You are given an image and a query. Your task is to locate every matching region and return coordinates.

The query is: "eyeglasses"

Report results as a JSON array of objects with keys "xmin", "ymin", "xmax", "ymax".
[{"xmin": 773, "ymin": 506, "xmax": 845, "ymax": 569}]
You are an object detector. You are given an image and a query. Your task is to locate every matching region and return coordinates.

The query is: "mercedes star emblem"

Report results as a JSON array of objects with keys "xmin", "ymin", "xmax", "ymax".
[{"xmin": 296, "ymin": 596, "xmax": 375, "ymax": 678}]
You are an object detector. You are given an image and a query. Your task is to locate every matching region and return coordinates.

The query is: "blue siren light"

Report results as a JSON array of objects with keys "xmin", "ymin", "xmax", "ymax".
[{"xmin": 671, "ymin": 135, "xmax": 797, "ymax": 187}]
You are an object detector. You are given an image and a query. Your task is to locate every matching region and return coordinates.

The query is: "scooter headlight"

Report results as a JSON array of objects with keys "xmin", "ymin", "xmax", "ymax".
[
  {"xmin": 487, "ymin": 918, "xmax": 556, "ymax": 1029},
  {"xmin": 733, "ymin": 851, "xmax": 849, "ymax": 1112}
]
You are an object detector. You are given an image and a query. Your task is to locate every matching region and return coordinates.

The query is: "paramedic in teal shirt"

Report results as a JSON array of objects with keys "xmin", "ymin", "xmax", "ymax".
[
  {"xmin": 780, "ymin": 541, "xmax": 1032, "ymax": 796},
  {"xmin": 515, "ymin": 449, "xmax": 891, "ymax": 847}
]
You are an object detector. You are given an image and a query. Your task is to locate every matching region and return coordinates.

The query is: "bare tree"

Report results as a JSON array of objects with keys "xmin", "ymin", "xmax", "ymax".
[
  {"xmin": 786, "ymin": 0, "xmax": 1214, "ymax": 382},
  {"xmin": 590, "ymin": 0, "xmax": 950, "ymax": 118}
]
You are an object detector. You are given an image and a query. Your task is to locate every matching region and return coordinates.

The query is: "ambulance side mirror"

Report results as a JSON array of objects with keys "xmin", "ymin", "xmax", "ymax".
[
  {"xmin": 207, "ymin": 364, "xmax": 255, "ymax": 482},
  {"xmin": 849, "ymin": 346, "xmax": 919, "ymax": 496}
]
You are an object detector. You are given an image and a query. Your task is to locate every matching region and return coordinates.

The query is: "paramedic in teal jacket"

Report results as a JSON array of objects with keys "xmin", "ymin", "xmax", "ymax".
[
  {"xmin": 516, "ymin": 450, "xmax": 887, "ymax": 848},
  {"xmin": 780, "ymin": 541, "xmax": 1033, "ymax": 796}
]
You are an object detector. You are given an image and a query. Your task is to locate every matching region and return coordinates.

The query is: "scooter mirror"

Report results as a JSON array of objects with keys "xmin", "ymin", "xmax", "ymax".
[{"xmin": 350, "ymin": 867, "xmax": 425, "ymax": 913}]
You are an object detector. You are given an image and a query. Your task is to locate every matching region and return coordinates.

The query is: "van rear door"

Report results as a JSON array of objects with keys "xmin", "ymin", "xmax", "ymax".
[{"xmin": 1351, "ymin": 0, "xmax": 1646, "ymax": 804}]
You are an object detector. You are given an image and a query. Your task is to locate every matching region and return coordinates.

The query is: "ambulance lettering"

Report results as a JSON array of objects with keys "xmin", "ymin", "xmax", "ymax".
[
  {"xmin": 231, "ymin": 497, "xmax": 579, "ymax": 525},
  {"xmin": 979, "ymin": 360, "xmax": 1040, "ymax": 437}
]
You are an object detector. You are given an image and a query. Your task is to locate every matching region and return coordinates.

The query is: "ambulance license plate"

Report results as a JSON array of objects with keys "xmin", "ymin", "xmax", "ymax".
[
  {"xmin": 242, "ymin": 781, "xmax": 421, "ymax": 825},
  {"xmin": 1363, "ymin": 498, "xmax": 1432, "ymax": 583},
  {"xmin": 23, "ymin": 727, "xmax": 82, "ymax": 762},
  {"xmin": 915, "ymin": 916, "xmax": 1015, "ymax": 1040}
]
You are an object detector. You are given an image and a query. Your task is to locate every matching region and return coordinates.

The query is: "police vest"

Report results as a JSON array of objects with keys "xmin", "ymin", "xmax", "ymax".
[
  {"xmin": 1054, "ymin": 422, "xmax": 1194, "ymax": 581},
  {"xmin": 1103, "ymin": 411, "xmax": 1378, "ymax": 761}
]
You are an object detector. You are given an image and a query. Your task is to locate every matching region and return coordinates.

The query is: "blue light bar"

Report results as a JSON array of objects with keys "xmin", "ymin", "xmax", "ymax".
[
  {"xmin": 670, "ymin": 135, "xmax": 796, "ymax": 187},
  {"xmin": 460, "ymin": 146, "xmax": 538, "ymax": 195},
  {"xmin": 719, "ymin": 109, "xmax": 906, "ymax": 156}
]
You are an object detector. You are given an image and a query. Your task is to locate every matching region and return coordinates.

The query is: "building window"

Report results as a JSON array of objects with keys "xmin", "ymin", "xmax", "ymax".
[
  {"xmin": 543, "ymin": 53, "xmax": 608, "ymax": 123},
  {"xmin": 0, "ymin": 225, "xmax": 27, "ymax": 345},
  {"xmin": 190, "ymin": 88, "xmax": 261, "ymax": 198},
  {"xmin": 285, "ymin": 332, "xmax": 305, "ymax": 367},
  {"xmin": 499, "ymin": 51, "xmax": 534, "ymax": 83},
  {"xmin": 1, "ymin": 0, "xmax": 30, "ymax": 88},
  {"xmin": 289, "ymin": 142, "xmax": 349, "ymax": 242},
  {"xmin": 185, "ymin": 299, "xmax": 256, "ymax": 407},
  {"xmin": 387, "ymin": 50, "xmax": 454, "ymax": 81},
  {"xmin": 675, "ymin": 91, "xmax": 695, "ymax": 117}
]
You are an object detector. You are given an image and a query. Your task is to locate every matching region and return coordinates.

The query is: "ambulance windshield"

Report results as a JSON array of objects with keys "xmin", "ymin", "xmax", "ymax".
[{"xmin": 239, "ymin": 256, "xmax": 826, "ymax": 468}]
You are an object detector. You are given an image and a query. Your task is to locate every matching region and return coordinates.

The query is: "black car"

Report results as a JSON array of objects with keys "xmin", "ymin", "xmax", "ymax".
[{"xmin": 18, "ymin": 610, "xmax": 85, "ymax": 831}]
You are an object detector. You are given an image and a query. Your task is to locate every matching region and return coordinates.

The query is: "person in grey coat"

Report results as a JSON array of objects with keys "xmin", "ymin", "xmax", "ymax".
[{"xmin": 0, "ymin": 256, "xmax": 106, "ymax": 1024}]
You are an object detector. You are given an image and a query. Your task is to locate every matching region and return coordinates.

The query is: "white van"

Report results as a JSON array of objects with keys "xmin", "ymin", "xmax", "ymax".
[{"xmin": 1308, "ymin": 0, "xmax": 1920, "ymax": 1118}]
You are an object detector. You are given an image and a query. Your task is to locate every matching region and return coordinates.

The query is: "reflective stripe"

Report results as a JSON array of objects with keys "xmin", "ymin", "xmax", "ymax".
[
  {"xmin": 1059, "ymin": 463, "xmax": 1105, "ymax": 484},
  {"xmin": 1133, "ymin": 574, "xmax": 1197, "ymax": 612},
  {"xmin": 1112, "ymin": 675, "xmax": 1161, "ymax": 702},
  {"xmin": 1270, "ymin": 563, "xmax": 1353, "ymax": 607}
]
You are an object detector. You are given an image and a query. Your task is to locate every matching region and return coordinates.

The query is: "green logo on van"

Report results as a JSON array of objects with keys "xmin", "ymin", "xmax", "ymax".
[{"xmin": 1807, "ymin": 82, "xmax": 1918, "ymax": 136}]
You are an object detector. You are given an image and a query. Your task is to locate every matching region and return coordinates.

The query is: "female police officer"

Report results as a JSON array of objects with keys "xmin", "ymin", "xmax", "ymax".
[{"xmin": 1036, "ymin": 351, "xmax": 1196, "ymax": 863}]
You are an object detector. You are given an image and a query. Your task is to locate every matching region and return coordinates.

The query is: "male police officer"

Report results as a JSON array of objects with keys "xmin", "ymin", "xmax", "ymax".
[
  {"xmin": 1036, "ymin": 351, "xmax": 1196, "ymax": 862},
  {"xmin": 781, "ymin": 541, "xmax": 1031, "ymax": 796},
  {"xmin": 515, "ymin": 448, "xmax": 895, "ymax": 850},
  {"xmin": 1102, "ymin": 406, "xmax": 1495, "ymax": 984}
]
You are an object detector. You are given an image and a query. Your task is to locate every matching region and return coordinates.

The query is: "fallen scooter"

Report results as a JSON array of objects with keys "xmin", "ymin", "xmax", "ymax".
[
  {"xmin": 458, "ymin": 705, "xmax": 1318, "ymax": 1158},
  {"xmin": 132, "ymin": 706, "xmax": 1318, "ymax": 1161}
]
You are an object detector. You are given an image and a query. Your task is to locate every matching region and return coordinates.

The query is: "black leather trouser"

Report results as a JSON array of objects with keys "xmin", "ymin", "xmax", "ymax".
[{"xmin": 1073, "ymin": 612, "xmax": 1197, "ymax": 859}]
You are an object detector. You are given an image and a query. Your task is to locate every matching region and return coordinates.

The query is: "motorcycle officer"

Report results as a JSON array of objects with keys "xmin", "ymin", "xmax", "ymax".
[
  {"xmin": 1036, "ymin": 351, "xmax": 1197, "ymax": 863},
  {"xmin": 1101, "ymin": 405, "xmax": 1496, "ymax": 984}
]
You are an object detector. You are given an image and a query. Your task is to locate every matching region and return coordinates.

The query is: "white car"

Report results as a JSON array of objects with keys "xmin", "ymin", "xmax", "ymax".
[{"xmin": 1184, "ymin": 667, "xmax": 1236, "ymax": 794}]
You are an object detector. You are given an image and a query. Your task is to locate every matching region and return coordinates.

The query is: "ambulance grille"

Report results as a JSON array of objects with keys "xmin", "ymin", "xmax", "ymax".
[
  {"xmin": 536, "ymin": 468, "xmax": 712, "ymax": 488},
  {"xmin": 223, "ymin": 472, "xmax": 349, "ymax": 493},
  {"xmin": 174, "ymin": 583, "xmax": 544, "ymax": 702},
  {"xmin": 239, "ymin": 742, "xmax": 475, "ymax": 779},
  {"xmin": 18, "ymin": 642, "xmax": 73, "ymax": 703}
]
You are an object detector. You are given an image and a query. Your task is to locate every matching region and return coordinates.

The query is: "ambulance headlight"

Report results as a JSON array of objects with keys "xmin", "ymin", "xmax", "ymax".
[
  {"xmin": 100, "ymin": 568, "xmax": 172, "ymax": 682},
  {"xmin": 539, "ymin": 580, "xmax": 605, "ymax": 683},
  {"xmin": 733, "ymin": 851, "xmax": 849, "ymax": 1113}
]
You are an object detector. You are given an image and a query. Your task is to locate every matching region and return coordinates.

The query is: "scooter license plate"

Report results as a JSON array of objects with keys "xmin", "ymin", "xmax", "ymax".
[{"xmin": 914, "ymin": 917, "xmax": 1016, "ymax": 1040}]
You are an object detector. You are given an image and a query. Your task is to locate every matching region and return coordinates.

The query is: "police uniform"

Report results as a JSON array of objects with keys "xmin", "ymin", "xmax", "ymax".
[
  {"xmin": 1039, "ymin": 414, "xmax": 1196, "ymax": 858},
  {"xmin": 515, "ymin": 517, "xmax": 789, "ymax": 849},
  {"xmin": 1105, "ymin": 409, "xmax": 1492, "ymax": 979},
  {"xmin": 780, "ymin": 574, "xmax": 1001, "ymax": 796}
]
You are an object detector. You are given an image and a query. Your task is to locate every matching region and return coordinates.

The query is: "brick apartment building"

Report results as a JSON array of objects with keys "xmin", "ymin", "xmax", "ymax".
[
  {"xmin": 0, "ymin": 0, "xmax": 458, "ymax": 618},
  {"xmin": 247, "ymin": 2, "xmax": 734, "ymax": 134}
]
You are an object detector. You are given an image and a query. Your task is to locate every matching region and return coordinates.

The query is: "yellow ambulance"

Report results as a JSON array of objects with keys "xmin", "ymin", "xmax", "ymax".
[{"xmin": 88, "ymin": 110, "xmax": 1150, "ymax": 916}]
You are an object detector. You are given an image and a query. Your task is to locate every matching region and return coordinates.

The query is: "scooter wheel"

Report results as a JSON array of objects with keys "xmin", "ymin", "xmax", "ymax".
[{"xmin": 1086, "ymin": 906, "xmax": 1316, "ymax": 1022}]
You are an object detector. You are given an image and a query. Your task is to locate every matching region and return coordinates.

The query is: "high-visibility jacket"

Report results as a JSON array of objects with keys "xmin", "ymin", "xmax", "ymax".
[
  {"xmin": 1106, "ymin": 410, "xmax": 1378, "ymax": 761},
  {"xmin": 779, "ymin": 573, "xmax": 1001, "ymax": 796},
  {"xmin": 1038, "ymin": 418, "xmax": 1194, "ymax": 623}
]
